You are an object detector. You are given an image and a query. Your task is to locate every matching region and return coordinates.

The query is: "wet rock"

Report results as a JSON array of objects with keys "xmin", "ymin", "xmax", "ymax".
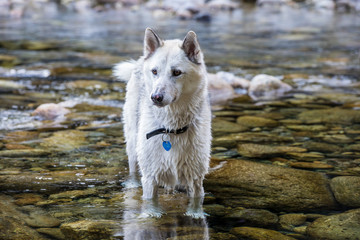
[
  {"xmin": 237, "ymin": 143, "xmax": 306, "ymax": 158},
  {"xmin": 36, "ymin": 228, "xmax": 66, "ymax": 240},
  {"xmin": 210, "ymin": 232, "xmax": 237, "ymax": 240},
  {"xmin": 303, "ymin": 142, "xmax": 341, "ymax": 153},
  {"xmin": 236, "ymin": 116, "xmax": 278, "ymax": 128},
  {"xmin": 49, "ymin": 188, "xmax": 97, "ymax": 200},
  {"xmin": 286, "ymin": 152, "xmax": 324, "ymax": 161},
  {"xmin": 216, "ymin": 71, "xmax": 250, "ymax": 89},
  {"xmin": 40, "ymin": 130, "xmax": 87, "ymax": 151},
  {"xmin": 0, "ymin": 195, "xmax": 48, "ymax": 240},
  {"xmin": 0, "ymin": 149, "xmax": 51, "ymax": 157},
  {"xmin": 203, "ymin": 204, "xmax": 229, "ymax": 217},
  {"xmin": 322, "ymin": 134, "xmax": 353, "ymax": 144},
  {"xmin": 60, "ymin": 220, "xmax": 119, "ymax": 240},
  {"xmin": 212, "ymin": 118, "xmax": 248, "ymax": 136},
  {"xmin": 298, "ymin": 108, "xmax": 360, "ymax": 125},
  {"xmin": 330, "ymin": 176, "xmax": 360, "ymax": 207},
  {"xmin": 65, "ymin": 80, "xmax": 108, "ymax": 90},
  {"xmin": 289, "ymin": 161, "xmax": 334, "ymax": 169},
  {"xmin": 24, "ymin": 212, "xmax": 61, "ymax": 228},
  {"xmin": 205, "ymin": 159, "xmax": 337, "ymax": 212},
  {"xmin": 0, "ymin": 79, "xmax": 24, "ymax": 90},
  {"xmin": 248, "ymin": 74, "xmax": 292, "ymax": 101},
  {"xmin": 226, "ymin": 208, "xmax": 278, "ymax": 227},
  {"xmin": 5, "ymin": 143, "xmax": 32, "ymax": 150},
  {"xmin": 286, "ymin": 124, "xmax": 328, "ymax": 132},
  {"xmin": 4, "ymin": 131, "xmax": 39, "ymax": 143},
  {"xmin": 279, "ymin": 213, "xmax": 307, "ymax": 231},
  {"xmin": 207, "ymin": 0, "xmax": 239, "ymax": 10},
  {"xmin": 345, "ymin": 143, "xmax": 360, "ymax": 152},
  {"xmin": 32, "ymin": 103, "xmax": 70, "ymax": 120},
  {"xmin": 307, "ymin": 209, "xmax": 360, "ymax": 240},
  {"xmin": 230, "ymin": 226, "xmax": 296, "ymax": 240},
  {"xmin": 208, "ymin": 73, "xmax": 236, "ymax": 105},
  {"xmin": 213, "ymin": 133, "xmax": 294, "ymax": 148},
  {"xmin": 14, "ymin": 193, "xmax": 44, "ymax": 206}
]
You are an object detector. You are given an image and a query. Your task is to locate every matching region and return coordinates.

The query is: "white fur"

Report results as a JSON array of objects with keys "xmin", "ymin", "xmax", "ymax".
[{"xmin": 115, "ymin": 28, "xmax": 212, "ymax": 218}]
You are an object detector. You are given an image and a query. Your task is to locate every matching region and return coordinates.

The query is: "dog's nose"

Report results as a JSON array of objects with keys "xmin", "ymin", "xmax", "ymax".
[{"xmin": 151, "ymin": 93, "xmax": 163, "ymax": 103}]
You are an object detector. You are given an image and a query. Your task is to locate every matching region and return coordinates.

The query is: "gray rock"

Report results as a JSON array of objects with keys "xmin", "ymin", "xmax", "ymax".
[
  {"xmin": 307, "ymin": 209, "xmax": 360, "ymax": 240},
  {"xmin": 205, "ymin": 159, "xmax": 337, "ymax": 212},
  {"xmin": 330, "ymin": 176, "xmax": 360, "ymax": 207},
  {"xmin": 226, "ymin": 208, "xmax": 278, "ymax": 227}
]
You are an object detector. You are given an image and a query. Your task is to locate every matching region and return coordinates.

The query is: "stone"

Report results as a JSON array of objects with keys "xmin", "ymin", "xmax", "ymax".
[
  {"xmin": 286, "ymin": 152, "xmax": 324, "ymax": 161},
  {"xmin": 40, "ymin": 130, "xmax": 87, "ymax": 151},
  {"xmin": 204, "ymin": 159, "xmax": 337, "ymax": 212},
  {"xmin": 236, "ymin": 116, "xmax": 278, "ymax": 128},
  {"xmin": 213, "ymin": 133, "xmax": 294, "ymax": 148},
  {"xmin": 32, "ymin": 103, "xmax": 70, "ymax": 120},
  {"xmin": 289, "ymin": 162, "xmax": 334, "ymax": 169},
  {"xmin": 203, "ymin": 204, "xmax": 228, "ymax": 217},
  {"xmin": 307, "ymin": 209, "xmax": 360, "ymax": 240},
  {"xmin": 230, "ymin": 226, "xmax": 296, "ymax": 240},
  {"xmin": 298, "ymin": 108, "xmax": 360, "ymax": 125},
  {"xmin": 65, "ymin": 80, "xmax": 108, "ymax": 90},
  {"xmin": 212, "ymin": 118, "xmax": 248, "ymax": 136},
  {"xmin": 279, "ymin": 213, "xmax": 307, "ymax": 231},
  {"xmin": 286, "ymin": 125, "xmax": 328, "ymax": 132},
  {"xmin": 60, "ymin": 220, "xmax": 119, "ymax": 240},
  {"xmin": 24, "ymin": 212, "xmax": 61, "ymax": 228},
  {"xmin": 14, "ymin": 193, "xmax": 44, "ymax": 206},
  {"xmin": 248, "ymin": 74, "xmax": 292, "ymax": 101},
  {"xmin": 36, "ymin": 228, "xmax": 66, "ymax": 240},
  {"xmin": 226, "ymin": 208, "xmax": 278, "ymax": 227},
  {"xmin": 237, "ymin": 143, "xmax": 306, "ymax": 158},
  {"xmin": 208, "ymin": 73, "xmax": 236, "ymax": 105},
  {"xmin": 0, "ymin": 149, "xmax": 51, "ymax": 157},
  {"xmin": 210, "ymin": 232, "xmax": 237, "ymax": 240},
  {"xmin": 303, "ymin": 142, "xmax": 341, "ymax": 153},
  {"xmin": 330, "ymin": 176, "xmax": 360, "ymax": 207},
  {"xmin": 49, "ymin": 188, "xmax": 97, "ymax": 200},
  {"xmin": 0, "ymin": 195, "xmax": 49, "ymax": 240}
]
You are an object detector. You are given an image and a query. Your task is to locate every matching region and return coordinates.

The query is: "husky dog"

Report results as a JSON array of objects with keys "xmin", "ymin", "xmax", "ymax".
[{"xmin": 114, "ymin": 28, "xmax": 211, "ymax": 218}]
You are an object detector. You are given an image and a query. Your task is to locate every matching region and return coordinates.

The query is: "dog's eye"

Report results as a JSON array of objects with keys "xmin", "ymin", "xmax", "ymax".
[
  {"xmin": 172, "ymin": 70, "xmax": 182, "ymax": 77},
  {"xmin": 151, "ymin": 69, "xmax": 157, "ymax": 75}
]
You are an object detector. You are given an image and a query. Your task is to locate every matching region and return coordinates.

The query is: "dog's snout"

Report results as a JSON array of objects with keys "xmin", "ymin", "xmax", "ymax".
[{"xmin": 151, "ymin": 93, "xmax": 164, "ymax": 104}]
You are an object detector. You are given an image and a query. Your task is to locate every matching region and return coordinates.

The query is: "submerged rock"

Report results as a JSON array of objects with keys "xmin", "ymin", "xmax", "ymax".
[
  {"xmin": 298, "ymin": 108, "xmax": 360, "ymax": 124},
  {"xmin": 230, "ymin": 226, "xmax": 295, "ymax": 240},
  {"xmin": 226, "ymin": 208, "xmax": 278, "ymax": 227},
  {"xmin": 236, "ymin": 116, "xmax": 278, "ymax": 128},
  {"xmin": 24, "ymin": 212, "xmax": 61, "ymax": 228},
  {"xmin": 237, "ymin": 143, "xmax": 306, "ymax": 158},
  {"xmin": 279, "ymin": 213, "xmax": 307, "ymax": 231},
  {"xmin": 205, "ymin": 159, "xmax": 337, "ymax": 212},
  {"xmin": 307, "ymin": 208, "xmax": 360, "ymax": 240},
  {"xmin": 40, "ymin": 130, "xmax": 87, "ymax": 151},
  {"xmin": 248, "ymin": 74, "xmax": 292, "ymax": 101},
  {"xmin": 330, "ymin": 176, "xmax": 360, "ymax": 207},
  {"xmin": 60, "ymin": 220, "xmax": 120, "ymax": 240}
]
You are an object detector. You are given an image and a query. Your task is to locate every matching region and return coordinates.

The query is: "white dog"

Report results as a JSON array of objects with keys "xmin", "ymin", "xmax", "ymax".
[{"xmin": 114, "ymin": 28, "xmax": 211, "ymax": 218}]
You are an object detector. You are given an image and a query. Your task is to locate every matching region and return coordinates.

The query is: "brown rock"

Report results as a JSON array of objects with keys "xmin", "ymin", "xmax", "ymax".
[
  {"xmin": 230, "ymin": 226, "xmax": 296, "ymax": 240},
  {"xmin": 236, "ymin": 116, "xmax": 278, "ymax": 128},
  {"xmin": 205, "ymin": 159, "xmax": 337, "ymax": 212},
  {"xmin": 290, "ymin": 162, "xmax": 334, "ymax": 169},
  {"xmin": 330, "ymin": 176, "xmax": 360, "ymax": 207},
  {"xmin": 60, "ymin": 220, "xmax": 119, "ymax": 240},
  {"xmin": 237, "ymin": 143, "xmax": 306, "ymax": 158}
]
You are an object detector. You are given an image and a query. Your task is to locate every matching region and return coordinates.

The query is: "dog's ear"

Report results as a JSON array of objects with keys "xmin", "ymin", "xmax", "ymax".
[
  {"xmin": 144, "ymin": 28, "xmax": 163, "ymax": 58},
  {"xmin": 182, "ymin": 31, "xmax": 201, "ymax": 64}
]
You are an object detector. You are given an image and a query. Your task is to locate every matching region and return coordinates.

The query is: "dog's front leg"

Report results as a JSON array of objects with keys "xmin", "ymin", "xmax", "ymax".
[
  {"xmin": 139, "ymin": 176, "xmax": 163, "ymax": 218},
  {"xmin": 185, "ymin": 178, "xmax": 208, "ymax": 219}
]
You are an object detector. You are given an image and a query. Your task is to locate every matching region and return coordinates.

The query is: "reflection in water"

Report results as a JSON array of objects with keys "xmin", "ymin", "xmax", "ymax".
[{"xmin": 120, "ymin": 188, "xmax": 209, "ymax": 240}]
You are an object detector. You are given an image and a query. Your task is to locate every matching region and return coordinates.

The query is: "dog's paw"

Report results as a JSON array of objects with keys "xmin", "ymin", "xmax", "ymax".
[{"xmin": 184, "ymin": 210, "xmax": 209, "ymax": 219}]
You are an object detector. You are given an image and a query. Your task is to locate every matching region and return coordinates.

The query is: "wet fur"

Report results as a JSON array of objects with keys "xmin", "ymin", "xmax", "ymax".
[{"xmin": 114, "ymin": 28, "xmax": 211, "ymax": 218}]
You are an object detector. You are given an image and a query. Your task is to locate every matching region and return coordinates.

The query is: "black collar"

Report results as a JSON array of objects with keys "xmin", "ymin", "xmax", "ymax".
[{"xmin": 146, "ymin": 125, "xmax": 189, "ymax": 140}]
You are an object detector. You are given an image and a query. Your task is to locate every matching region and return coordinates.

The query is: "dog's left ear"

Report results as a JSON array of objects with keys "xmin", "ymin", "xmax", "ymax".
[
  {"xmin": 182, "ymin": 31, "xmax": 201, "ymax": 64},
  {"xmin": 144, "ymin": 28, "xmax": 163, "ymax": 58}
]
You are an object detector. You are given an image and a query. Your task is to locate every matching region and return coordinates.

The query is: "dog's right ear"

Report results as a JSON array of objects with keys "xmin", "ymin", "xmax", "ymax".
[{"xmin": 144, "ymin": 28, "xmax": 163, "ymax": 58}]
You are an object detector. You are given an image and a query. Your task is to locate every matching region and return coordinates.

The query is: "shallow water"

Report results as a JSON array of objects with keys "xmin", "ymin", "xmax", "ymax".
[{"xmin": 0, "ymin": 5, "xmax": 360, "ymax": 240}]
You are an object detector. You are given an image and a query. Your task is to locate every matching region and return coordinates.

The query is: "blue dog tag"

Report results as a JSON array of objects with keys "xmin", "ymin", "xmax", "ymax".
[{"xmin": 162, "ymin": 141, "xmax": 171, "ymax": 151}]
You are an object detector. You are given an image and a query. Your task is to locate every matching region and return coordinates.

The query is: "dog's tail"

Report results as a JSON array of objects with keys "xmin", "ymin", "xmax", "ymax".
[{"xmin": 112, "ymin": 60, "xmax": 136, "ymax": 82}]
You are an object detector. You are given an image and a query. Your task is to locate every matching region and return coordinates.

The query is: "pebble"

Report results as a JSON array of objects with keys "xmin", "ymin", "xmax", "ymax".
[
  {"xmin": 289, "ymin": 161, "xmax": 334, "ymax": 169},
  {"xmin": 279, "ymin": 213, "xmax": 307, "ymax": 231}
]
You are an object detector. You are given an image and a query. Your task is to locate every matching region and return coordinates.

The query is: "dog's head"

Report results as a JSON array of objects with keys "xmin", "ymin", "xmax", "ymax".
[{"xmin": 142, "ymin": 28, "xmax": 205, "ymax": 107}]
